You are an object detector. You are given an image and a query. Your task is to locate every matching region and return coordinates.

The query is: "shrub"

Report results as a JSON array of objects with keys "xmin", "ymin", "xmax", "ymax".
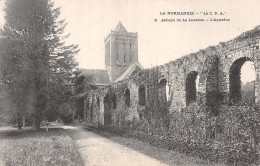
[
  {"xmin": 58, "ymin": 103, "xmax": 75, "ymax": 124},
  {"xmin": 94, "ymin": 103, "xmax": 260, "ymax": 165}
]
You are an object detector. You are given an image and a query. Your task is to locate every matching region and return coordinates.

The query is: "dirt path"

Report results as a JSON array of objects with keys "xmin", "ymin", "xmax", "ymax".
[{"xmin": 64, "ymin": 126, "xmax": 168, "ymax": 166}]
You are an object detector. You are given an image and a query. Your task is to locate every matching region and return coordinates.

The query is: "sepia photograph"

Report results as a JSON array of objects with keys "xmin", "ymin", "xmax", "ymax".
[{"xmin": 0, "ymin": 0, "xmax": 260, "ymax": 165}]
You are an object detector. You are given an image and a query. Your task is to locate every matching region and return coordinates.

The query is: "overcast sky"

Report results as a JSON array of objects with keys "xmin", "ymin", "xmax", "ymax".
[{"xmin": 0, "ymin": 0, "xmax": 259, "ymax": 82}]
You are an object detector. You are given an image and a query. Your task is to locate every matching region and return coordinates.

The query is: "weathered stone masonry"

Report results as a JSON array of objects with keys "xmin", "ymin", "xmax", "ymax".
[{"xmin": 84, "ymin": 26, "xmax": 260, "ymax": 127}]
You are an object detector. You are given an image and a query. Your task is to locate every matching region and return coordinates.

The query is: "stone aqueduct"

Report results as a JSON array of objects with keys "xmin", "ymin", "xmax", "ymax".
[{"xmin": 83, "ymin": 26, "xmax": 260, "ymax": 127}]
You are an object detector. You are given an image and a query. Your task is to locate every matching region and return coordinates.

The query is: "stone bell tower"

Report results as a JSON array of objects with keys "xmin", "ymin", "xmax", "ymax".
[{"xmin": 104, "ymin": 21, "xmax": 139, "ymax": 82}]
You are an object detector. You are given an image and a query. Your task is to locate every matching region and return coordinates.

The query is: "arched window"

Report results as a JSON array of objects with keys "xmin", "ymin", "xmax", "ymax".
[
  {"xmin": 125, "ymin": 89, "xmax": 130, "ymax": 107},
  {"xmin": 139, "ymin": 85, "xmax": 146, "ymax": 106},
  {"xmin": 186, "ymin": 71, "xmax": 199, "ymax": 106},
  {"xmin": 229, "ymin": 57, "xmax": 255, "ymax": 104},
  {"xmin": 158, "ymin": 79, "xmax": 167, "ymax": 103},
  {"xmin": 108, "ymin": 42, "xmax": 110, "ymax": 65},
  {"xmin": 112, "ymin": 93, "xmax": 117, "ymax": 109}
]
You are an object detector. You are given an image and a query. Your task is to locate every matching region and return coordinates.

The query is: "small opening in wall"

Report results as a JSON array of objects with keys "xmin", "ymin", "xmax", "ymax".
[
  {"xmin": 97, "ymin": 97, "xmax": 100, "ymax": 107},
  {"xmin": 112, "ymin": 93, "xmax": 117, "ymax": 109},
  {"xmin": 125, "ymin": 89, "xmax": 130, "ymax": 107},
  {"xmin": 256, "ymin": 46, "xmax": 259, "ymax": 50},
  {"xmin": 186, "ymin": 71, "xmax": 199, "ymax": 106},
  {"xmin": 124, "ymin": 54, "xmax": 126, "ymax": 63},
  {"xmin": 133, "ymin": 117, "xmax": 137, "ymax": 122},
  {"xmin": 158, "ymin": 79, "xmax": 168, "ymax": 103},
  {"xmin": 138, "ymin": 85, "xmax": 146, "ymax": 106},
  {"xmin": 139, "ymin": 113, "xmax": 143, "ymax": 120},
  {"xmin": 116, "ymin": 114, "xmax": 120, "ymax": 125}
]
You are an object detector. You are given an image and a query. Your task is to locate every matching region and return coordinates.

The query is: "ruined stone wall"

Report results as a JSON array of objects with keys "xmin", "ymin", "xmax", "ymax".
[{"xmin": 84, "ymin": 26, "xmax": 260, "ymax": 127}]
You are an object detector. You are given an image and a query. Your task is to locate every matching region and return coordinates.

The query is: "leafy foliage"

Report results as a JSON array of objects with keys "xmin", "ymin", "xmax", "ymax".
[
  {"xmin": 0, "ymin": 0, "xmax": 79, "ymax": 129},
  {"xmin": 100, "ymin": 101, "xmax": 260, "ymax": 165},
  {"xmin": 58, "ymin": 102, "xmax": 75, "ymax": 124}
]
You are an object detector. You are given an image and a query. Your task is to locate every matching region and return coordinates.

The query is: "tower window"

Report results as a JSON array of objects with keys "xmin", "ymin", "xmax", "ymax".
[
  {"xmin": 124, "ymin": 54, "xmax": 126, "ymax": 63},
  {"xmin": 130, "ymin": 43, "xmax": 132, "ymax": 63},
  {"xmin": 116, "ymin": 44, "xmax": 119, "ymax": 63},
  {"xmin": 108, "ymin": 42, "xmax": 111, "ymax": 65},
  {"xmin": 105, "ymin": 43, "xmax": 108, "ymax": 65}
]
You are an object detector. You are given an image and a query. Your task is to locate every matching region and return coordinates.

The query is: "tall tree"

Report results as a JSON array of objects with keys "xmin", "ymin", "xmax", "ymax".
[{"xmin": 0, "ymin": 0, "xmax": 79, "ymax": 129}]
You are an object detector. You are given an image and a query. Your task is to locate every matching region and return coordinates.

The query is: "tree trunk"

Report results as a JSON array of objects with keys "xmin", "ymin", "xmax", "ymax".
[
  {"xmin": 17, "ymin": 116, "xmax": 22, "ymax": 130},
  {"xmin": 22, "ymin": 116, "xmax": 25, "ymax": 128},
  {"xmin": 31, "ymin": 114, "xmax": 41, "ymax": 130}
]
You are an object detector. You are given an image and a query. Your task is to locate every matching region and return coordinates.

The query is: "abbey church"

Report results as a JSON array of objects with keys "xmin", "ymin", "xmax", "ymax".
[
  {"xmin": 79, "ymin": 21, "xmax": 260, "ymax": 163},
  {"xmin": 79, "ymin": 21, "xmax": 143, "ymax": 87}
]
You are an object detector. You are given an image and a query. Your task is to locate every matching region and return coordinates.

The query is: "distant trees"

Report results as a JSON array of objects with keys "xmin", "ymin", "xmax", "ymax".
[
  {"xmin": 0, "ymin": 0, "xmax": 79, "ymax": 129},
  {"xmin": 241, "ymin": 81, "xmax": 255, "ymax": 105}
]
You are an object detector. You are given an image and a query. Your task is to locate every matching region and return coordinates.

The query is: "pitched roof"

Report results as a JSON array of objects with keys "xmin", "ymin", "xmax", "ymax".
[
  {"xmin": 78, "ymin": 69, "xmax": 110, "ymax": 85},
  {"xmin": 114, "ymin": 62, "xmax": 144, "ymax": 82},
  {"xmin": 114, "ymin": 21, "xmax": 127, "ymax": 32}
]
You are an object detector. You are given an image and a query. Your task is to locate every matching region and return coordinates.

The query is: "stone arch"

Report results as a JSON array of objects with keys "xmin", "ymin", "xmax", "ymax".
[
  {"xmin": 229, "ymin": 57, "xmax": 255, "ymax": 104},
  {"xmin": 124, "ymin": 88, "xmax": 130, "ymax": 107},
  {"xmin": 138, "ymin": 85, "xmax": 146, "ymax": 106},
  {"xmin": 186, "ymin": 71, "xmax": 199, "ymax": 106},
  {"xmin": 158, "ymin": 79, "xmax": 169, "ymax": 103},
  {"xmin": 104, "ymin": 94, "xmax": 112, "ymax": 125}
]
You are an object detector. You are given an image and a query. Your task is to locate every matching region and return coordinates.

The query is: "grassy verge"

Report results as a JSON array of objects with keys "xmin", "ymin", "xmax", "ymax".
[{"xmin": 0, "ymin": 127, "xmax": 84, "ymax": 166}]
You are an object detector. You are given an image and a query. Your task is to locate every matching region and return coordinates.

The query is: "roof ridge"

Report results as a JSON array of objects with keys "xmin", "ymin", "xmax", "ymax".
[{"xmin": 114, "ymin": 21, "xmax": 127, "ymax": 32}]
